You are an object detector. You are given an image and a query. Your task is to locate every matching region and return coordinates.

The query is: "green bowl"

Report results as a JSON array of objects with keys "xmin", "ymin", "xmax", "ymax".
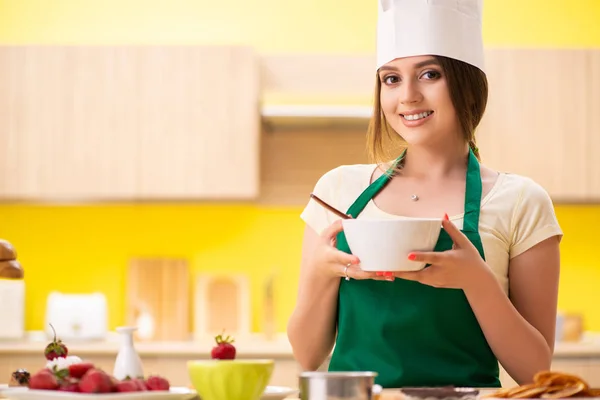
[{"xmin": 187, "ymin": 359, "xmax": 275, "ymax": 400}]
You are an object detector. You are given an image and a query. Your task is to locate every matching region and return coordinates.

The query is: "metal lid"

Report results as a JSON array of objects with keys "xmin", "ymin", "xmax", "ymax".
[{"xmin": 299, "ymin": 371, "xmax": 378, "ymax": 379}]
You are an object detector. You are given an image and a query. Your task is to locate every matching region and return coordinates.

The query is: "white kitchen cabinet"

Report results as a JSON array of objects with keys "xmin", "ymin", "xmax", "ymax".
[{"xmin": 0, "ymin": 46, "xmax": 260, "ymax": 201}]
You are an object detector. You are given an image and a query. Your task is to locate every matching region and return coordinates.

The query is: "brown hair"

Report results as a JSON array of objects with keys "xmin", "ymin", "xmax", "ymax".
[{"xmin": 366, "ymin": 55, "xmax": 488, "ymax": 167}]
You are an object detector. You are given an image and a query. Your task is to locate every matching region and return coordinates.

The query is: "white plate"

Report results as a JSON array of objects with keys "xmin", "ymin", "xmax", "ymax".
[
  {"xmin": 0, "ymin": 386, "xmax": 197, "ymax": 400},
  {"xmin": 261, "ymin": 386, "xmax": 298, "ymax": 400}
]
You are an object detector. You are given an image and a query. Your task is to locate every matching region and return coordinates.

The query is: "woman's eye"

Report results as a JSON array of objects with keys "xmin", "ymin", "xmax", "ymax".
[
  {"xmin": 422, "ymin": 70, "xmax": 441, "ymax": 80},
  {"xmin": 383, "ymin": 75, "xmax": 399, "ymax": 84}
]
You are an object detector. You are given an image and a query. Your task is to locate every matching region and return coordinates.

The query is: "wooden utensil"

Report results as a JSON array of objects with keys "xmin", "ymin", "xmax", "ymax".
[{"xmin": 310, "ymin": 193, "xmax": 353, "ymax": 219}]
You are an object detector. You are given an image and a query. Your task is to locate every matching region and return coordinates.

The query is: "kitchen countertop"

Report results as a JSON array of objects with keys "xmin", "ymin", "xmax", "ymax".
[
  {"xmin": 1, "ymin": 333, "xmax": 600, "ymax": 358},
  {"xmin": 0, "ymin": 333, "xmax": 295, "ymax": 358}
]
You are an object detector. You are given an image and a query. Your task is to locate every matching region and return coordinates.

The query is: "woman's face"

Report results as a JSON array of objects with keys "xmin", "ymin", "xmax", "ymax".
[{"xmin": 378, "ymin": 55, "xmax": 460, "ymax": 147}]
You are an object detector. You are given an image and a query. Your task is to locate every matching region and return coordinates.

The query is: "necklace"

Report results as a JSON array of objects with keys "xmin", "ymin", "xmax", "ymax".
[{"xmin": 396, "ymin": 155, "xmax": 420, "ymax": 202}]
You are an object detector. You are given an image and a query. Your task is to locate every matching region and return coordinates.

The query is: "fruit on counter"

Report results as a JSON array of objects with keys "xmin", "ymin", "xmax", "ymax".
[
  {"xmin": 44, "ymin": 323, "xmax": 69, "ymax": 360},
  {"xmin": 68, "ymin": 362, "xmax": 95, "ymax": 379},
  {"xmin": 211, "ymin": 331, "xmax": 237, "ymax": 360},
  {"xmin": 58, "ymin": 377, "xmax": 81, "ymax": 393},
  {"xmin": 146, "ymin": 375, "xmax": 170, "ymax": 390},
  {"xmin": 8, "ymin": 369, "xmax": 31, "ymax": 387},
  {"xmin": 79, "ymin": 368, "xmax": 114, "ymax": 393},
  {"xmin": 115, "ymin": 380, "xmax": 139, "ymax": 392},
  {"xmin": 27, "ymin": 361, "xmax": 171, "ymax": 393},
  {"xmin": 29, "ymin": 369, "xmax": 60, "ymax": 390}
]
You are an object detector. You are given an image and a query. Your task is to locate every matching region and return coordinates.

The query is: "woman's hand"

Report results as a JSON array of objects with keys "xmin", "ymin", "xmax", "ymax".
[
  {"xmin": 310, "ymin": 219, "xmax": 388, "ymax": 282},
  {"xmin": 393, "ymin": 216, "xmax": 492, "ymax": 290}
]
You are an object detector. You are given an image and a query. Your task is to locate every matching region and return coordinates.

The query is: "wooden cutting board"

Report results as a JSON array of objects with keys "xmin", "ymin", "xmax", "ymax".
[{"xmin": 126, "ymin": 258, "xmax": 190, "ymax": 341}]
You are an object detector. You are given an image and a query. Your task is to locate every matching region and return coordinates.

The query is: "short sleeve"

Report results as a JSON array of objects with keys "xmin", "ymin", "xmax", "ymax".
[
  {"xmin": 509, "ymin": 178, "xmax": 563, "ymax": 258},
  {"xmin": 300, "ymin": 167, "xmax": 343, "ymax": 235}
]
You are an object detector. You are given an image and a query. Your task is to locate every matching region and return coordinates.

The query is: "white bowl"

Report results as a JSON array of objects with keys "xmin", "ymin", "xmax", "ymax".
[{"xmin": 342, "ymin": 218, "xmax": 442, "ymax": 272}]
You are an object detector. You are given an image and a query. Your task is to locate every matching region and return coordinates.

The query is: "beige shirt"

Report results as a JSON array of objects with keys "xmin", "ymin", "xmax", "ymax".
[{"xmin": 300, "ymin": 164, "xmax": 564, "ymax": 295}]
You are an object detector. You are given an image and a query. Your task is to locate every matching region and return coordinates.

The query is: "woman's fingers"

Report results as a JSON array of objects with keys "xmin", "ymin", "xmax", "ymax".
[
  {"xmin": 320, "ymin": 219, "xmax": 344, "ymax": 242},
  {"xmin": 344, "ymin": 265, "xmax": 391, "ymax": 281},
  {"xmin": 319, "ymin": 219, "xmax": 390, "ymax": 281}
]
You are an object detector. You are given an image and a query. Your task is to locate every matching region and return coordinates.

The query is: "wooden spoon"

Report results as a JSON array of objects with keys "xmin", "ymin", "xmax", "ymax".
[{"xmin": 310, "ymin": 193, "xmax": 353, "ymax": 220}]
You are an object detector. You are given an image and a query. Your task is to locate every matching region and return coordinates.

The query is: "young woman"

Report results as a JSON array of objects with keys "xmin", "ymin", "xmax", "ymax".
[{"xmin": 287, "ymin": 0, "xmax": 562, "ymax": 389}]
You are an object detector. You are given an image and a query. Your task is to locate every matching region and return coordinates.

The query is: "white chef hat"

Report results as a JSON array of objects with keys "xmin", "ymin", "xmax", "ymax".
[{"xmin": 376, "ymin": 0, "xmax": 485, "ymax": 73}]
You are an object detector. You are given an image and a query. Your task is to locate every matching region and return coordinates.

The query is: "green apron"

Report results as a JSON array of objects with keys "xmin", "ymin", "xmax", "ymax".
[{"xmin": 329, "ymin": 148, "xmax": 500, "ymax": 388}]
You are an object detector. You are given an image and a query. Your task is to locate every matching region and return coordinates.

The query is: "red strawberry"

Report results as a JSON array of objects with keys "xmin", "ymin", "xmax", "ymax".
[
  {"xmin": 59, "ymin": 378, "xmax": 81, "ymax": 392},
  {"xmin": 146, "ymin": 375, "xmax": 170, "ymax": 391},
  {"xmin": 44, "ymin": 323, "xmax": 68, "ymax": 361},
  {"xmin": 116, "ymin": 380, "xmax": 139, "ymax": 392},
  {"xmin": 29, "ymin": 369, "xmax": 59, "ymax": 390},
  {"xmin": 78, "ymin": 369, "xmax": 114, "ymax": 393},
  {"xmin": 68, "ymin": 362, "xmax": 94, "ymax": 379},
  {"xmin": 210, "ymin": 331, "xmax": 236, "ymax": 360},
  {"xmin": 131, "ymin": 378, "xmax": 148, "ymax": 391}
]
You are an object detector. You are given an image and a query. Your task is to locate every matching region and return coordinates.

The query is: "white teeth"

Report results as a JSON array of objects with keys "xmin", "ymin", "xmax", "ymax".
[{"xmin": 403, "ymin": 111, "xmax": 433, "ymax": 121}]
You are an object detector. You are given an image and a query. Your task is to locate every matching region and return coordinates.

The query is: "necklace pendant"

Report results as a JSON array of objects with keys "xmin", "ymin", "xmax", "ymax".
[{"xmin": 411, "ymin": 194, "xmax": 419, "ymax": 201}]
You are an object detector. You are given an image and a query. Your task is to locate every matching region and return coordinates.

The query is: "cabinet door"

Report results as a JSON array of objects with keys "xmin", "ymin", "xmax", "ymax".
[
  {"xmin": 0, "ymin": 47, "xmax": 138, "ymax": 200},
  {"xmin": 135, "ymin": 46, "xmax": 260, "ymax": 199},
  {"xmin": 589, "ymin": 51, "xmax": 600, "ymax": 199},
  {"xmin": 0, "ymin": 46, "xmax": 260, "ymax": 201},
  {"xmin": 476, "ymin": 49, "xmax": 590, "ymax": 201}
]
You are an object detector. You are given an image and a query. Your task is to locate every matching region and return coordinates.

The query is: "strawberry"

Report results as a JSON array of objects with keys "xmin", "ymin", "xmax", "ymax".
[
  {"xmin": 109, "ymin": 375, "xmax": 120, "ymax": 388},
  {"xmin": 116, "ymin": 380, "xmax": 139, "ymax": 392},
  {"xmin": 68, "ymin": 362, "xmax": 94, "ymax": 379},
  {"xmin": 211, "ymin": 331, "xmax": 236, "ymax": 360},
  {"xmin": 44, "ymin": 323, "xmax": 68, "ymax": 361},
  {"xmin": 134, "ymin": 378, "xmax": 148, "ymax": 391},
  {"xmin": 59, "ymin": 377, "xmax": 81, "ymax": 392},
  {"xmin": 29, "ymin": 369, "xmax": 59, "ymax": 390},
  {"xmin": 146, "ymin": 375, "xmax": 170, "ymax": 391},
  {"xmin": 78, "ymin": 369, "xmax": 114, "ymax": 393}
]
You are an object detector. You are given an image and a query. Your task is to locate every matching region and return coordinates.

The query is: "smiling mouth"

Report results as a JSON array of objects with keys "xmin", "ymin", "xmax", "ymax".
[{"xmin": 401, "ymin": 111, "xmax": 434, "ymax": 121}]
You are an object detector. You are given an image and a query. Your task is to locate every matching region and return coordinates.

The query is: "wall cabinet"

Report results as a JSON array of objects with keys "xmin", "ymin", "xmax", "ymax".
[
  {"xmin": 0, "ymin": 47, "xmax": 598, "ymax": 202},
  {"xmin": 0, "ymin": 46, "xmax": 260, "ymax": 201}
]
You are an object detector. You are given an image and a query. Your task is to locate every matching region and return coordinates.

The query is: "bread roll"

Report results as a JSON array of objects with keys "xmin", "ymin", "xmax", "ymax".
[
  {"xmin": 0, "ymin": 239, "xmax": 17, "ymax": 261},
  {"xmin": 0, "ymin": 260, "xmax": 23, "ymax": 279}
]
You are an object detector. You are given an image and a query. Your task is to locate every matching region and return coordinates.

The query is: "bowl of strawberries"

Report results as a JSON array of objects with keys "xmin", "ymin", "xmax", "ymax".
[{"xmin": 188, "ymin": 332, "xmax": 274, "ymax": 400}]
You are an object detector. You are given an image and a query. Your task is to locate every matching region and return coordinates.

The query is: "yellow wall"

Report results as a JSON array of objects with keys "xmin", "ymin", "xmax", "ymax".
[
  {"xmin": 0, "ymin": 0, "xmax": 599, "ymax": 334},
  {"xmin": 0, "ymin": 204, "xmax": 305, "ymax": 334},
  {"xmin": 1, "ymin": 0, "xmax": 600, "ymax": 51},
  {"xmin": 0, "ymin": 204, "xmax": 599, "ymax": 332}
]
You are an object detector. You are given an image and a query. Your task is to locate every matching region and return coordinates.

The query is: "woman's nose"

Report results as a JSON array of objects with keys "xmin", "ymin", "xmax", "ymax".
[{"xmin": 399, "ymin": 81, "xmax": 422, "ymax": 104}]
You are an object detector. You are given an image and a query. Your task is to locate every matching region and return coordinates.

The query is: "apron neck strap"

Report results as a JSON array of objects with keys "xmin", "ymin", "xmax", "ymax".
[
  {"xmin": 462, "ymin": 148, "xmax": 482, "ymax": 232},
  {"xmin": 346, "ymin": 149, "xmax": 406, "ymax": 218}
]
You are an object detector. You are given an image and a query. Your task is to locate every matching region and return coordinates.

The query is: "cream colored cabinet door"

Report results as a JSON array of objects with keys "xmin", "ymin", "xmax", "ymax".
[
  {"xmin": 589, "ymin": 51, "xmax": 600, "ymax": 199},
  {"xmin": 476, "ymin": 49, "xmax": 591, "ymax": 202},
  {"xmin": 134, "ymin": 46, "xmax": 260, "ymax": 200},
  {"xmin": 0, "ymin": 46, "xmax": 260, "ymax": 201}
]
